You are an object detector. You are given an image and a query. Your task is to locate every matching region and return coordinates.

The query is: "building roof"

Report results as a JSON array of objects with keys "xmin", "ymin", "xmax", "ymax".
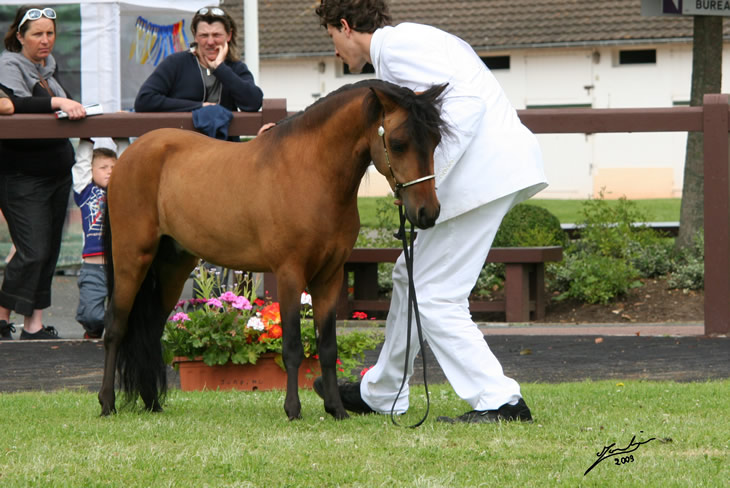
[{"xmin": 256, "ymin": 0, "xmax": 722, "ymax": 58}]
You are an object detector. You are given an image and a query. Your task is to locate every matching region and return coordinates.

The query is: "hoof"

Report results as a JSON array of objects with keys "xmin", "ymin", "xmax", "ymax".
[
  {"xmin": 288, "ymin": 413, "xmax": 303, "ymax": 421},
  {"xmin": 99, "ymin": 406, "xmax": 116, "ymax": 417},
  {"xmin": 327, "ymin": 407, "xmax": 350, "ymax": 420}
]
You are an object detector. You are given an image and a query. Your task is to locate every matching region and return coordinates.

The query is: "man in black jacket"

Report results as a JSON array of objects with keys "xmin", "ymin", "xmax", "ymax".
[{"xmin": 134, "ymin": 7, "xmax": 263, "ymax": 115}]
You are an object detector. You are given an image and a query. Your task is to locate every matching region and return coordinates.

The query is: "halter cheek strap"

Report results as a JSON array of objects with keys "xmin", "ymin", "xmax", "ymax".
[{"xmin": 378, "ymin": 118, "xmax": 436, "ymax": 196}]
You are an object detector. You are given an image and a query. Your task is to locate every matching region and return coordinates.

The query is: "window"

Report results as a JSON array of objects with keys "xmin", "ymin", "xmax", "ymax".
[
  {"xmin": 618, "ymin": 49, "xmax": 656, "ymax": 65},
  {"xmin": 481, "ymin": 55, "xmax": 510, "ymax": 70},
  {"xmin": 343, "ymin": 62, "xmax": 375, "ymax": 75}
]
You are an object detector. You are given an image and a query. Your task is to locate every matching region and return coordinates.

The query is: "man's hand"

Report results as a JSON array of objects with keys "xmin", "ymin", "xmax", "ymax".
[{"xmin": 207, "ymin": 41, "xmax": 228, "ymax": 71}]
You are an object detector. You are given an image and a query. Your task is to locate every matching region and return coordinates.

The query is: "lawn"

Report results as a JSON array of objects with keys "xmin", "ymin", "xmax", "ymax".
[
  {"xmin": 357, "ymin": 197, "xmax": 682, "ymax": 228},
  {"xmin": 0, "ymin": 380, "xmax": 727, "ymax": 487}
]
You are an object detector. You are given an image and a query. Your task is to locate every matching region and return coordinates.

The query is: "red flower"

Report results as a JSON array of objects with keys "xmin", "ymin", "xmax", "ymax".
[
  {"xmin": 268, "ymin": 324, "xmax": 283, "ymax": 339},
  {"xmin": 254, "ymin": 298, "xmax": 265, "ymax": 307},
  {"xmin": 261, "ymin": 303, "xmax": 281, "ymax": 325},
  {"xmin": 360, "ymin": 366, "xmax": 373, "ymax": 377},
  {"xmin": 258, "ymin": 333, "xmax": 270, "ymax": 343},
  {"xmin": 352, "ymin": 311, "xmax": 368, "ymax": 320}
]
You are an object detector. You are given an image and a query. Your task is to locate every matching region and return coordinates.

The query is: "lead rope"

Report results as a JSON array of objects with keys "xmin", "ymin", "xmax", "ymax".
[
  {"xmin": 377, "ymin": 117, "xmax": 431, "ymax": 427},
  {"xmin": 389, "ymin": 203, "xmax": 430, "ymax": 428}
]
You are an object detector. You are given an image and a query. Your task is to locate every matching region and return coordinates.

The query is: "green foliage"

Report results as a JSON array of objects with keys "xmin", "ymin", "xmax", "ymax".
[
  {"xmin": 473, "ymin": 262, "xmax": 504, "ymax": 298},
  {"xmin": 626, "ymin": 239, "xmax": 675, "ymax": 278},
  {"xmin": 493, "ymin": 203, "xmax": 567, "ymax": 247},
  {"xmin": 549, "ymin": 192, "xmax": 674, "ymax": 303},
  {"xmin": 551, "ymin": 253, "xmax": 642, "ymax": 305},
  {"xmin": 668, "ymin": 231, "xmax": 704, "ymax": 290},
  {"xmin": 576, "ymin": 192, "xmax": 661, "ymax": 258}
]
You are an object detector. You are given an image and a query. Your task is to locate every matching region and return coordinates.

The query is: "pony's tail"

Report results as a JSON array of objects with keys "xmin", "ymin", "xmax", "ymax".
[{"xmin": 103, "ymin": 205, "xmax": 168, "ymax": 411}]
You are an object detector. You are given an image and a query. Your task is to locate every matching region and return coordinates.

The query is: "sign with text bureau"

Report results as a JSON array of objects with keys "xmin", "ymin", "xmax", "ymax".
[{"xmin": 641, "ymin": 0, "xmax": 730, "ymax": 16}]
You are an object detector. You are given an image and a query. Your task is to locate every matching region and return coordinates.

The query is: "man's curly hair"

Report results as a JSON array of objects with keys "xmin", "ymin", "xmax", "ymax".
[{"xmin": 315, "ymin": 0, "xmax": 392, "ymax": 33}]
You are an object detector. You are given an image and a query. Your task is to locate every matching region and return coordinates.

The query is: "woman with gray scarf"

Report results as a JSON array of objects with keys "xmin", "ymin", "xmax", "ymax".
[{"xmin": 0, "ymin": 6, "xmax": 87, "ymax": 340}]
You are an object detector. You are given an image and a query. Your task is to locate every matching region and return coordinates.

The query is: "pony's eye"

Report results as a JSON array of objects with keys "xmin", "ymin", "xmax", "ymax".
[{"xmin": 389, "ymin": 139, "xmax": 407, "ymax": 153}]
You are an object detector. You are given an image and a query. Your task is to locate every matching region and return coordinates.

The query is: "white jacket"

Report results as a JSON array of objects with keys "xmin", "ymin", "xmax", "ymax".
[{"xmin": 370, "ymin": 23, "xmax": 548, "ymax": 222}]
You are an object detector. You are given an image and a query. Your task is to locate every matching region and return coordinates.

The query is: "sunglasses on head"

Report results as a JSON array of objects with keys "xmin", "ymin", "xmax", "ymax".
[
  {"xmin": 19, "ymin": 8, "xmax": 56, "ymax": 28},
  {"xmin": 197, "ymin": 7, "xmax": 225, "ymax": 16}
]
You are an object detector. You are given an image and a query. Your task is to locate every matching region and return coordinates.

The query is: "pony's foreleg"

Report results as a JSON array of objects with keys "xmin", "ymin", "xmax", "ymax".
[
  {"xmin": 310, "ymin": 272, "xmax": 349, "ymax": 420},
  {"xmin": 279, "ymin": 286, "xmax": 305, "ymax": 420}
]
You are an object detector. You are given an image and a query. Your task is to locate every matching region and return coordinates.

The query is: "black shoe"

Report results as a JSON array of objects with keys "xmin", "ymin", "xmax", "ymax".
[
  {"xmin": 20, "ymin": 325, "xmax": 61, "ymax": 340},
  {"xmin": 313, "ymin": 377, "xmax": 375, "ymax": 415},
  {"xmin": 84, "ymin": 331, "xmax": 103, "ymax": 339},
  {"xmin": 0, "ymin": 320, "xmax": 15, "ymax": 340},
  {"xmin": 437, "ymin": 398, "xmax": 533, "ymax": 424}
]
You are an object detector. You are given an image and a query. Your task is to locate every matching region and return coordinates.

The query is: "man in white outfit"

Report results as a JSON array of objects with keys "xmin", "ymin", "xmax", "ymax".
[{"xmin": 314, "ymin": 0, "xmax": 548, "ymax": 423}]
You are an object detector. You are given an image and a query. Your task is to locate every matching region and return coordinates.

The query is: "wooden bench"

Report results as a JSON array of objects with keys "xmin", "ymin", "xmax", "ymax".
[{"xmin": 263, "ymin": 246, "xmax": 563, "ymax": 322}]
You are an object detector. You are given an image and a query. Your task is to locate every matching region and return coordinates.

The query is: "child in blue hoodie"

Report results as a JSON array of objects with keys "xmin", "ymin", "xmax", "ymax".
[{"xmin": 72, "ymin": 138, "xmax": 127, "ymax": 338}]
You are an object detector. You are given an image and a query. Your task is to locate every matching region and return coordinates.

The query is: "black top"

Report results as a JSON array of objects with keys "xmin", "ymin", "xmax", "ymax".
[{"xmin": 0, "ymin": 82, "xmax": 75, "ymax": 177}]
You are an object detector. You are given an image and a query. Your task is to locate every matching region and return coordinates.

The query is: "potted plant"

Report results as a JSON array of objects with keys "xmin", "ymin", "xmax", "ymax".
[{"xmin": 162, "ymin": 265, "xmax": 383, "ymax": 391}]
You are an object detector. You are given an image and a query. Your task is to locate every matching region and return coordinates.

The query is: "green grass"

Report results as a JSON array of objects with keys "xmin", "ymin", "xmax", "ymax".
[
  {"xmin": 0, "ymin": 380, "xmax": 727, "ymax": 486},
  {"xmin": 356, "ymin": 197, "xmax": 682, "ymax": 228}
]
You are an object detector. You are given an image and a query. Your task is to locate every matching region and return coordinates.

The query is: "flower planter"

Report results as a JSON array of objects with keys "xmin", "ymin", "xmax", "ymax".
[{"xmin": 173, "ymin": 353, "xmax": 321, "ymax": 392}]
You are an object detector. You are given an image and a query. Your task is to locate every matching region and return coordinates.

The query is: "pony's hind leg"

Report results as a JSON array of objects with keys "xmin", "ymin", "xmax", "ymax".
[
  {"xmin": 99, "ymin": 253, "xmax": 154, "ymax": 415},
  {"xmin": 134, "ymin": 238, "xmax": 199, "ymax": 412}
]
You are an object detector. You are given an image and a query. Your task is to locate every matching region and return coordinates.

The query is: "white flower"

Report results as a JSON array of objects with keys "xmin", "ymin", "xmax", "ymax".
[
  {"xmin": 301, "ymin": 292, "xmax": 312, "ymax": 306},
  {"xmin": 246, "ymin": 316, "xmax": 265, "ymax": 331}
]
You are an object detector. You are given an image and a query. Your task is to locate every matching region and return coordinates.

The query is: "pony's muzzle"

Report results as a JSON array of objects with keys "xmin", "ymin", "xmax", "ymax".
[{"xmin": 411, "ymin": 203, "xmax": 440, "ymax": 229}]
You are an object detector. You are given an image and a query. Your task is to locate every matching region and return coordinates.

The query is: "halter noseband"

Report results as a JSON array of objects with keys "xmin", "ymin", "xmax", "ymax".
[{"xmin": 378, "ymin": 116, "xmax": 436, "ymax": 196}]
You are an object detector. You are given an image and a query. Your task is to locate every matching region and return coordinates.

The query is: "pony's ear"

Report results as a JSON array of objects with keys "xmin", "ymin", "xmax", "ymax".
[
  {"xmin": 369, "ymin": 86, "xmax": 399, "ymax": 114},
  {"xmin": 417, "ymin": 83, "xmax": 448, "ymax": 105}
]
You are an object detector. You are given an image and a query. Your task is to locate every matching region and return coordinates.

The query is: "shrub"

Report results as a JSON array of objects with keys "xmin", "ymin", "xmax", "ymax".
[
  {"xmin": 548, "ymin": 192, "xmax": 674, "ymax": 303},
  {"xmin": 493, "ymin": 203, "xmax": 567, "ymax": 248},
  {"xmin": 668, "ymin": 231, "xmax": 704, "ymax": 290},
  {"xmin": 550, "ymin": 253, "xmax": 642, "ymax": 305},
  {"xmin": 626, "ymin": 239, "xmax": 675, "ymax": 278}
]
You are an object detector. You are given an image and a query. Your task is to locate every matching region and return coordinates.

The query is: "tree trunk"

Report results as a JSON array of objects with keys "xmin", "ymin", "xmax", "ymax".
[{"xmin": 676, "ymin": 15, "xmax": 723, "ymax": 250}]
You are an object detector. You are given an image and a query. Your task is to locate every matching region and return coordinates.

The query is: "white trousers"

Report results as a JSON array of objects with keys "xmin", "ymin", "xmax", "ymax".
[{"xmin": 360, "ymin": 188, "xmax": 537, "ymax": 413}]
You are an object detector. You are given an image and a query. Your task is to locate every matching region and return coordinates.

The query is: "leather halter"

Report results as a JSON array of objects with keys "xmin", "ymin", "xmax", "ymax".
[{"xmin": 378, "ymin": 115, "xmax": 436, "ymax": 196}]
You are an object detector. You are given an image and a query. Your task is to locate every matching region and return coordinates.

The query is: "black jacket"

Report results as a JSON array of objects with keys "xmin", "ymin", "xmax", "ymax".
[{"xmin": 134, "ymin": 51, "xmax": 263, "ymax": 113}]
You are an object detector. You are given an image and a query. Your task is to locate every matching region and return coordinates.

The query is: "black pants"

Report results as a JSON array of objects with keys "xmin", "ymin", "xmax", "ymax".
[{"xmin": 0, "ymin": 172, "xmax": 71, "ymax": 316}]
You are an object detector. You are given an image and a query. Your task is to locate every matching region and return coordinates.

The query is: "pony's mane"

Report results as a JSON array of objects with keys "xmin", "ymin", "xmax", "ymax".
[{"xmin": 271, "ymin": 80, "xmax": 448, "ymax": 147}]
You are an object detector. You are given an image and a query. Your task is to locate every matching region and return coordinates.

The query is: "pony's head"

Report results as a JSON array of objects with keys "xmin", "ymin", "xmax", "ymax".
[{"xmin": 365, "ymin": 81, "xmax": 448, "ymax": 229}]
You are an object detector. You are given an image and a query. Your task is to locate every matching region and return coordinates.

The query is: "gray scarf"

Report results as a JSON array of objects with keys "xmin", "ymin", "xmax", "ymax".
[{"xmin": 0, "ymin": 50, "xmax": 66, "ymax": 98}]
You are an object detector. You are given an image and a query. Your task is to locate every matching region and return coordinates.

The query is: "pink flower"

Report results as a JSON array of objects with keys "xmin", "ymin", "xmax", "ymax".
[
  {"xmin": 171, "ymin": 312, "xmax": 190, "ymax": 322},
  {"xmin": 219, "ymin": 291, "xmax": 238, "ymax": 303},
  {"xmin": 206, "ymin": 298, "xmax": 223, "ymax": 309},
  {"xmin": 232, "ymin": 296, "xmax": 252, "ymax": 310}
]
